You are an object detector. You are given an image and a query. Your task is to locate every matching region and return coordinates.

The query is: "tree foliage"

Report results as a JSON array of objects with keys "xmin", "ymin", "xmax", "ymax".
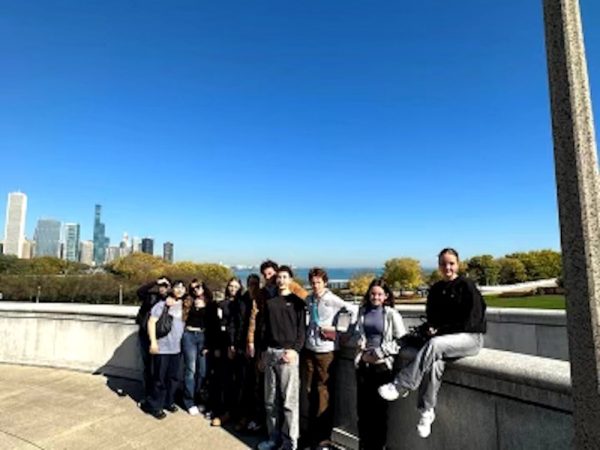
[
  {"xmin": 383, "ymin": 258, "xmax": 423, "ymax": 290},
  {"xmin": 497, "ymin": 257, "xmax": 527, "ymax": 284},
  {"xmin": 466, "ymin": 254, "xmax": 500, "ymax": 286},
  {"xmin": 349, "ymin": 272, "xmax": 376, "ymax": 296},
  {"xmin": 505, "ymin": 250, "xmax": 561, "ymax": 280}
]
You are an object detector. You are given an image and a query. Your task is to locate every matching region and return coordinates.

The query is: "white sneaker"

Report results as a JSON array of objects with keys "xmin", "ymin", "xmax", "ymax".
[
  {"xmin": 188, "ymin": 406, "xmax": 200, "ymax": 416},
  {"xmin": 257, "ymin": 440, "xmax": 278, "ymax": 450},
  {"xmin": 417, "ymin": 409, "xmax": 435, "ymax": 438},
  {"xmin": 378, "ymin": 382, "xmax": 409, "ymax": 401}
]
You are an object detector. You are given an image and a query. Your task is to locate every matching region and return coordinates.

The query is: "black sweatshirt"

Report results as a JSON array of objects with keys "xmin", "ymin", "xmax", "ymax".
[
  {"xmin": 206, "ymin": 299, "xmax": 234, "ymax": 350},
  {"xmin": 260, "ymin": 293, "xmax": 306, "ymax": 352},
  {"xmin": 426, "ymin": 276, "xmax": 487, "ymax": 335},
  {"xmin": 135, "ymin": 282, "xmax": 167, "ymax": 329}
]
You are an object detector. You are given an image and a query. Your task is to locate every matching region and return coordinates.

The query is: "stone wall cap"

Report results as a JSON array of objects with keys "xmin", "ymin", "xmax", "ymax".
[
  {"xmin": 451, "ymin": 348, "xmax": 571, "ymax": 393},
  {"xmin": 0, "ymin": 302, "xmax": 138, "ymax": 318}
]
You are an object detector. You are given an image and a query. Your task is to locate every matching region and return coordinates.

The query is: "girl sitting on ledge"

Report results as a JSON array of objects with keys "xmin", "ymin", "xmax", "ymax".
[{"xmin": 378, "ymin": 248, "xmax": 486, "ymax": 438}]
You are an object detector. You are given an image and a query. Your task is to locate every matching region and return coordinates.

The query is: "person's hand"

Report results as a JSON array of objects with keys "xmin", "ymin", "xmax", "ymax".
[
  {"xmin": 165, "ymin": 297, "xmax": 176, "ymax": 307},
  {"xmin": 149, "ymin": 342, "xmax": 159, "ymax": 355},
  {"xmin": 228, "ymin": 346, "xmax": 236, "ymax": 360},
  {"xmin": 202, "ymin": 349, "xmax": 209, "ymax": 356},
  {"xmin": 247, "ymin": 343, "xmax": 255, "ymax": 358},
  {"xmin": 281, "ymin": 349, "xmax": 298, "ymax": 364},
  {"xmin": 214, "ymin": 349, "xmax": 221, "ymax": 358},
  {"xmin": 361, "ymin": 351, "xmax": 379, "ymax": 364},
  {"xmin": 427, "ymin": 327, "xmax": 438, "ymax": 337},
  {"xmin": 156, "ymin": 277, "xmax": 170, "ymax": 286},
  {"xmin": 257, "ymin": 352, "xmax": 266, "ymax": 372}
]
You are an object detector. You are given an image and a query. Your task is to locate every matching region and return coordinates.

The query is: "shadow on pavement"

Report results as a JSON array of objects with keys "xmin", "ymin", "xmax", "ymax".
[{"xmin": 102, "ymin": 375, "xmax": 264, "ymax": 449}]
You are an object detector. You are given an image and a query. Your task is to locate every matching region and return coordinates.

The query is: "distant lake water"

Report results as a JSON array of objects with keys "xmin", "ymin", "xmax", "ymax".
[
  {"xmin": 233, "ymin": 266, "xmax": 437, "ymax": 285},
  {"xmin": 233, "ymin": 267, "xmax": 383, "ymax": 283}
]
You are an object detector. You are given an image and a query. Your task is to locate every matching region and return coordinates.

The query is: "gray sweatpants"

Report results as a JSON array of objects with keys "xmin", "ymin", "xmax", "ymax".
[
  {"xmin": 397, "ymin": 333, "xmax": 483, "ymax": 411},
  {"xmin": 264, "ymin": 347, "xmax": 300, "ymax": 450}
]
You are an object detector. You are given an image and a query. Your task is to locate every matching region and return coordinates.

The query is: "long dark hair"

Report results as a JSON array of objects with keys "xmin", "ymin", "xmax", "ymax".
[
  {"xmin": 362, "ymin": 277, "xmax": 394, "ymax": 308},
  {"xmin": 183, "ymin": 279, "xmax": 213, "ymax": 322},
  {"xmin": 225, "ymin": 277, "xmax": 243, "ymax": 301}
]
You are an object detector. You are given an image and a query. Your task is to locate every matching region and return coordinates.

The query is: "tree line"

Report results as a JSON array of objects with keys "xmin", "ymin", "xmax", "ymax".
[
  {"xmin": 348, "ymin": 249, "xmax": 562, "ymax": 296},
  {"xmin": 0, "ymin": 253, "xmax": 233, "ymax": 303}
]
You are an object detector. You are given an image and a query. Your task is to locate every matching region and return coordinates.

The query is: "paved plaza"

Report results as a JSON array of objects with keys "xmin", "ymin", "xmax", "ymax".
[{"xmin": 0, "ymin": 364, "xmax": 259, "ymax": 450}]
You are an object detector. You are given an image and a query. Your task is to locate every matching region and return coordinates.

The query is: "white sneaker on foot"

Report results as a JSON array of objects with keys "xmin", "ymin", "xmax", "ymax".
[
  {"xmin": 257, "ymin": 440, "xmax": 278, "ymax": 450},
  {"xmin": 417, "ymin": 409, "xmax": 435, "ymax": 438},
  {"xmin": 378, "ymin": 382, "xmax": 409, "ymax": 401},
  {"xmin": 188, "ymin": 406, "xmax": 200, "ymax": 416}
]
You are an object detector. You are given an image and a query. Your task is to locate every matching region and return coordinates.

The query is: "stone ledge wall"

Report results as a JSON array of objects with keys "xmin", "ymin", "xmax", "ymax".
[
  {"xmin": 332, "ymin": 347, "xmax": 572, "ymax": 450},
  {"xmin": 398, "ymin": 305, "xmax": 568, "ymax": 360},
  {"xmin": 0, "ymin": 302, "xmax": 574, "ymax": 449}
]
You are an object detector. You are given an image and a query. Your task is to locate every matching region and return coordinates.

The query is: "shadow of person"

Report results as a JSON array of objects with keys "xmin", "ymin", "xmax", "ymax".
[{"xmin": 93, "ymin": 331, "xmax": 146, "ymax": 403}]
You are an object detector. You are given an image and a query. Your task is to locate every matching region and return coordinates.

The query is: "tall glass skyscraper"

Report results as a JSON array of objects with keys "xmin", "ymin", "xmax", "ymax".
[
  {"xmin": 3, "ymin": 192, "xmax": 27, "ymax": 257},
  {"xmin": 141, "ymin": 238, "xmax": 154, "ymax": 255},
  {"xmin": 163, "ymin": 241, "xmax": 174, "ymax": 263},
  {"xmin": 63, "ymin": 223, "xmax": 81, "ymax": 262},
  {"xmin": 34, "ymin": 219, "xmax": 61, "ymax": 257},
  {"xmin": 93, "ymin": 205, "xmax": 109, "ymax": 266}
]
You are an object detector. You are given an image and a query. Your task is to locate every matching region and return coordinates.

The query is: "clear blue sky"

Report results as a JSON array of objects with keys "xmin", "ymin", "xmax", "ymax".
[{"xmin": 1, "ymin": 1, "xmax": 599, "ymax": 268}]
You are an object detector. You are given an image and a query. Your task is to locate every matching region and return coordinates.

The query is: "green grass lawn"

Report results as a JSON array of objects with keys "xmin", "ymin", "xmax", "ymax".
[{"xmin": 484, "ymin": 295, "xmax": 565, "ymax": 309}]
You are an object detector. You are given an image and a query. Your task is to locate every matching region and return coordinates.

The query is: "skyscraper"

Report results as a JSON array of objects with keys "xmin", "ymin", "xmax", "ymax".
[
  {"xmin": 163, "ymin": 241, "xmax": 174, "ymax": 263},
  {"xmin": 22, "ymin": 239, "xmax": 34, "ymax": 259},
  {"xmin": 141, "ymin": 238, "xmax": 154, "ymax": 255},
  {"xmin": 3, "ymin": 192, "xmax": 27, "ymax": 257},
  {"xmin": 93, "ymin": 205, "xmax": 109, "ymax": 266},
  {"xmin": 131, "ymin": 236, "xmax": 142, "ymax": 253},
  {"xmin": 105, "ymin": 246, "xmax": 121, "ymax": 263},
  {"xmin": 119, "ymin": 232, "xmax": 131, "ymax": 258},
  {"xmin": 63, "ymin": 223, "xmax": 81, "ymax": 262},
  {"xmin": 34, "ymin": 218, "xmax": 61, "ymax": 257},
  {"xmin": 79, "ymin": 240, "xmax": 94, "ymax": 266}
]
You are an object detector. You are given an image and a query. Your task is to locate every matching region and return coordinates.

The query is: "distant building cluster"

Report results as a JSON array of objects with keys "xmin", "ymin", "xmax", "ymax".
[{"xmin": 1, "ymin": 191, "xmax": 175, "ymax": 266}]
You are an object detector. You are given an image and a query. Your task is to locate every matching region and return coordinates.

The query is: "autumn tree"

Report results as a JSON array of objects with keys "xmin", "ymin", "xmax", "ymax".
[
  {"xmin": 497, "ymin": 257, "xmax": 527, "ymax": 284},
  {"xmin": 506, "ymin": 250, "xmax": 561, "ymax": 280},
  {"xmin": 466, "ymin": 255, "xmax": 499, "ymax": 286},
  {"xmin": 349, "ymin": 272, "xmax": 376, "ymax": 296},
  {"xmin": 383, "ymin": 258, "xmax": 423, "ymax": 290}
]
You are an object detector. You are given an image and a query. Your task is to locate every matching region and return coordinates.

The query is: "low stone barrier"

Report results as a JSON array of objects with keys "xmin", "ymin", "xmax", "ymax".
[
  {"xmin": 0, "ymin": 302, "xmax": 573, "ymax": 449},
  {"xmin": 398, "ymin": 305, "xmax": 568, "ymax": 360},
  {"xmin": 332, "ymin": 346, "xmax": 572, "ymax": 450}
]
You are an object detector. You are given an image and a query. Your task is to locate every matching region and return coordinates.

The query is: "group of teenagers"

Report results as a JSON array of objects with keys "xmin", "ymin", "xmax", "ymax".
[{"xmin": 135, "ymin": 247, "xmax": 487, "ymax": 450}]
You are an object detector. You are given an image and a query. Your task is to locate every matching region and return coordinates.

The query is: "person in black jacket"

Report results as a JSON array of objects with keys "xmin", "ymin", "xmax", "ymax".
[
  {"xmin": 257, "ymin": 266, "xmax": 306, "ymax": 450},
  {"xmin": 378, "ymin": 248, "xmax": 486, "ymax": 439},
  {"xmin": 205, "ymin": 277, "xmax": 242, "ymax": 427},
  {"xmin": 135, "ymin": 277, "xmax": 172, "ymax": 395},
  {"xmin": 230, "ymin": 273, "xmax": 260, "ymax": 431}
]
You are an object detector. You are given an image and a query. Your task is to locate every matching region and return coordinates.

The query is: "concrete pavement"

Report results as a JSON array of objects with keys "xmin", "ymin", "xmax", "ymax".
[{"xmin": 0, "ymin": 364, "xmax": 260, "ymax": 450}]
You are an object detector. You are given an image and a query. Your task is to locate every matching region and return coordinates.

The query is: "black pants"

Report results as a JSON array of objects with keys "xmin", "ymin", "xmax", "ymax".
[
  {"xmin": 356, "ymin": 362, "xmax": 394, "ymax": 450},
  {"xmin": 234, "ymin": 351, "xmax": 255, "ymax": 420},
  {"xmin": 138, "ymin": 330, "xmax": 152, "ymax": 396},
  {"xmin": 208, "ymin": 351, "xmax": 236, "ymax": 416},
  {"xmin": 146, "ymin": 353, "xmax": 181, "ymax": 413}
]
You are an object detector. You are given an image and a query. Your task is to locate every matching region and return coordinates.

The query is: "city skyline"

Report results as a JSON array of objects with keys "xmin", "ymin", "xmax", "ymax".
[
  {"xmin": 1, "ymin": 192, "xmax": 176, "ymax": 265},
  {"xmin": 1, "ymin": 2, "xmax": 598, "ymax": 267}
]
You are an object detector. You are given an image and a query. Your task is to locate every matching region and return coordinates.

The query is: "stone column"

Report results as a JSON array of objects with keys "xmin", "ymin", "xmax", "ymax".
[{"xmin": 543, "ymin": 0, "xmax": 600, "ymax": 446}]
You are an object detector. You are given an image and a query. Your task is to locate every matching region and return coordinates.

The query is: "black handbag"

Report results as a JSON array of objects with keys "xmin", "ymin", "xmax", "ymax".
[
  {"xmin": 399, "ymin": 319, "xmax": 430, "ymax": 349},
  {"xmin": 155, "ymin": 302, "xmax": 173, "ymax": 339}
]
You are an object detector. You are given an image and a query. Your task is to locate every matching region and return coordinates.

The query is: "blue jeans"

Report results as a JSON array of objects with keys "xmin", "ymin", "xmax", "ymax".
[{"xmin": 182, "ymin": 329, "xmax": 207, "ymax": 409}]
